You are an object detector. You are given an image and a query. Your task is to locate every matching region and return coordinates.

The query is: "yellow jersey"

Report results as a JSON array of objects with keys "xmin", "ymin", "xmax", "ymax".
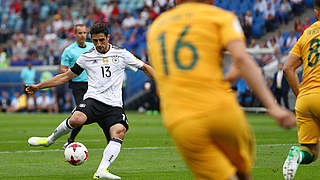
[
  {"xmin": 147, "ymin": 2, "xmax": 245, "ymax": 128},
  {"xmin": 291, "ymin": 21, "xmax": 320, "ymax": 98}
]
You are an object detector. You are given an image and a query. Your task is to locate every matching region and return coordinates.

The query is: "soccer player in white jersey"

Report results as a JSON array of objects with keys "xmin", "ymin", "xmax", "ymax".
[{"xmin": 26, "ymin": 23, "xmax": 155, "ymax": 179}]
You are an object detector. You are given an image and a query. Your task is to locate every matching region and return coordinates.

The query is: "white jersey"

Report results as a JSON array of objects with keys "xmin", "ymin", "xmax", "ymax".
[{"xmin": 75, "ymin": 44, "xmax": 144, "ymax": 107}]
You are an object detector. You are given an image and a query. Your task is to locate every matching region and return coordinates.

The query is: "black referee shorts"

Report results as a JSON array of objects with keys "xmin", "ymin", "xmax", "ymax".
[
  {"xmin": 75, "ymin": 98, "xmax": 128, "ymax": 141},
  {"xmin": 69, "ymin": 82, "xmax": 88, "ymax": 106}
]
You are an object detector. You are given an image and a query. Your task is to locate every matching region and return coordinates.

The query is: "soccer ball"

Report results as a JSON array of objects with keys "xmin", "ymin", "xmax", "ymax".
[{"xmin": 64, "ymin": 142, "xmax": 88, "ymax": 166}]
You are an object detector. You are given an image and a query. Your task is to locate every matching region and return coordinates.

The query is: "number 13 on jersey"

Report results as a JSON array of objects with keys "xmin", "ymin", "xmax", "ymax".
[
  {"xmin": 101, "ymin": 66, "xmax": 111, "ymax": 78},
  {"xmin": 157, "ymin": 26, "xmax": 199, "ymax": 75}
]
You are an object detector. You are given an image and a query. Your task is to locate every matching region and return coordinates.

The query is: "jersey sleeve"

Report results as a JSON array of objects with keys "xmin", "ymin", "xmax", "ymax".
[
  {"xmin": 220, "ymin": 13, "xmax": 245, "ymax": 46},
  {"xmin": 61, "ymin": 48, "xmax": 71, "ymax": 66},
  {"xmin": 290, "ymin": 37, "xmax": 301, "ymax": 58},
  {"xmin": 123, "ymin": 50, "xmax": 144, "ymax": 72},
  {"xmin": 75, "ymin": 54, "xmax": 86, "ymax": 69}
]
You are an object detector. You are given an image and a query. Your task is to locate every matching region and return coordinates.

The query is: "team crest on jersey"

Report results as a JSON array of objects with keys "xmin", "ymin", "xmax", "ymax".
[
  {"xmin": 102, "ymin": 57, "xmax": 108, "ymax": 64},
  {"xmin": 112, "ymin": 56, "xmax": 120, "ymax": 64}
]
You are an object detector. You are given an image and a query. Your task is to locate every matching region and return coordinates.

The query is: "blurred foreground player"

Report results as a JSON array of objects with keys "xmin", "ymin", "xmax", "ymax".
[{"xmin": 147, "ymin": 0, "xmax": 296, "ymax": 179}]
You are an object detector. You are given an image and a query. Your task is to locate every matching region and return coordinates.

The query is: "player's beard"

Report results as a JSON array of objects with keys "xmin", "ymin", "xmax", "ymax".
[{"xmin": 96, "ymin": 45, "xmax": 107, "ymax": 54}]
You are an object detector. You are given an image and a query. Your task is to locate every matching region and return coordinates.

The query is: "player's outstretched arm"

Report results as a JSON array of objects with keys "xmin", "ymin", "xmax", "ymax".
[
  {"xmin": 26, "ymin": 70, "xmax": 77, "ymax": 94},
  {"xmin": 140, "ymin": 63, "xmax": 155, "ymax": 80},
  {"xmin": 283, "ymin": 54, "xmax": 301, "ymax": 97},
  {"xmin": 226, "ymin": 40, "xmax": 296, "ymax": 129},
  {"xmin": 59, "ymin": 65, "xmax": 69, "ymax": 74}
]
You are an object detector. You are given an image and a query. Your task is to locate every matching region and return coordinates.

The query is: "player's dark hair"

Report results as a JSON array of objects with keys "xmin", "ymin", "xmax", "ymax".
[
  {"xmin": 74, "ymin": 24, "xmax": 86, "ymax": 33},
  {"xmin": 315, "ymin": 0, "xmax": 320, "ymax": 9},
  {"xmin": 90, "ymin": 23, "xmax": 109, "ymax": 37}
]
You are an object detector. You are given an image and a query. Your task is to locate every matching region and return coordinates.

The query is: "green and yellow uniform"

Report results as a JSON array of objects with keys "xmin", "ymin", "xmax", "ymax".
[
  {"xmin": 290, "ymin": 21, "xmax": 320, "ymax": 144},
  {"xmin": 147, "ymin": 2, "xmax": 255, "ymax": 179}
]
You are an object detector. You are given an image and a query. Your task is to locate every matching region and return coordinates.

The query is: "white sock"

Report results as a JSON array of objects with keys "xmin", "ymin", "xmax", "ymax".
[
  {"xmin": 97, "ymin": 138, "xmax": 122, "ymax": 172},
  {"xmin": 47, "ymin": 118, "xmax": 73, "ymax": 144}
]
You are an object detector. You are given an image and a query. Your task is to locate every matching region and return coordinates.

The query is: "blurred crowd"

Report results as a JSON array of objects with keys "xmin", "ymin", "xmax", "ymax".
[
  {"xmin": 247, "ymin": 14, "xmax": 312, "ymax": 68},
  {"xmin": 0, "ymin": 88, "xmax": 77, "ymax": 113},
  {"xmin": 0, "ymin": 61, "xmax": 75, "ymax": 113},
  {"xmin": 0, "ymin": 0, "xmax": 311, "ymax": 67},
  {"xmin": 214, "ymin": 0, "xmax": 309, "ymax": 39},
  {"xmin": 0, "ymin": 0, "xmax": 175, "ymax": 67},
  {"xmin": 0, "ymin": 89, "xmax": 75, "ymax": 113},
  {"xmin": 219, "ymin": 0, "xmax": 311, "ymax": 110}
]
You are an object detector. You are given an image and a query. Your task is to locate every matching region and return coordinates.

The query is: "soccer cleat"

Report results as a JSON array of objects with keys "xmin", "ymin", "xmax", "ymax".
[
  {"xmin": 28, "ymin": 137, "xmax": 52, "ymax": 147},
  {"xmin": 62, "ymin": 140, "xmax": 74, "ymax": 149},
  {"xmin": 283, "ymin": 146, "xmax": 301, "ymax": 180},
  {"xmin": 62, "ymin": 142, "xmax": 70, "ymax": 149},
  {"xmin": 93, "ymin": 169, "xmax": 121, "ymax": 179},
  {"xmin": 63, "ymin": 138, "xmax": 75, "ymax": 149}
]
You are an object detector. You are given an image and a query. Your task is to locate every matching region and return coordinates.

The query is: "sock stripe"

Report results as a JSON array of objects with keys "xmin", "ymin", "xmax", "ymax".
[
  {"xmin": 299, "ymin": 151, "xmax": 303, "ymax": 163},
  {"xmin": 110, "ymin": 138, "xmax": 122, "ymax": 144},
  {"xmin": 65, "ymin": 118, "xmax": 73, "ymax": 129}
]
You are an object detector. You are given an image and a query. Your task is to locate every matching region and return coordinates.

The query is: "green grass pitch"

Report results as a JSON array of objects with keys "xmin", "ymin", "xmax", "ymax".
[{"xmin": 0, "ymin": 112, "xmax": 319, "ymax": 180}]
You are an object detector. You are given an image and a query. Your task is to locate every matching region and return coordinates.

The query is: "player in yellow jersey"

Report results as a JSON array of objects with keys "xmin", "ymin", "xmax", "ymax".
[
  {"xmin": 147, "ymin": 0, "xmax": 296, "ymax": 180},
  {"xmin": 283, "ymin": 1, "xmax": 320, "ymax": 179}
]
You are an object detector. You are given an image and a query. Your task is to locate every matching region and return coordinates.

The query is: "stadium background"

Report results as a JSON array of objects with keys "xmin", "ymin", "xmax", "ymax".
[
  {"xmin": 1, "ymin": 0, "xmax": 320, "ymax": 180},
  {"xmin": 0, "ymin": 0, "xmax": 315, "ymax": 113}
]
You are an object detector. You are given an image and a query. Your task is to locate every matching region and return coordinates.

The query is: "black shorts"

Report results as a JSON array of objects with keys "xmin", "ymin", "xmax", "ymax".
[
  {"xmin": 69, "ymin": 82, "xmax": 88, "ymax": 106},
  {"xmin": 75, "ymin": 98, "xmax": 128, "ymax": 141}
]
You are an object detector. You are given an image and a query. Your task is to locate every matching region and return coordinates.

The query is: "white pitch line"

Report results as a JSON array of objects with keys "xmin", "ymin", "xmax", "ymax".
[
  {"xmin": 0, "ymin": 144, "xmax": 296, "ymax": 154},
  {"xmin": 0, "ymin": 139, "xmax": 298, "ymax": 146},
  {"xmin": 0, "ymin": 146, "xmax": 176, "ymax": 154}
]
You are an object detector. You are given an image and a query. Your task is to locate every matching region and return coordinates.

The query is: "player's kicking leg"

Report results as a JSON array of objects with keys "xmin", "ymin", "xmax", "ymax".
[
  {"xmin": 28, "ymin": 117, "xmax": 73, "ymax": 147},
  {"xmin": 28, "ymin": 111, "xmax": 86, "ymax": 147}
]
